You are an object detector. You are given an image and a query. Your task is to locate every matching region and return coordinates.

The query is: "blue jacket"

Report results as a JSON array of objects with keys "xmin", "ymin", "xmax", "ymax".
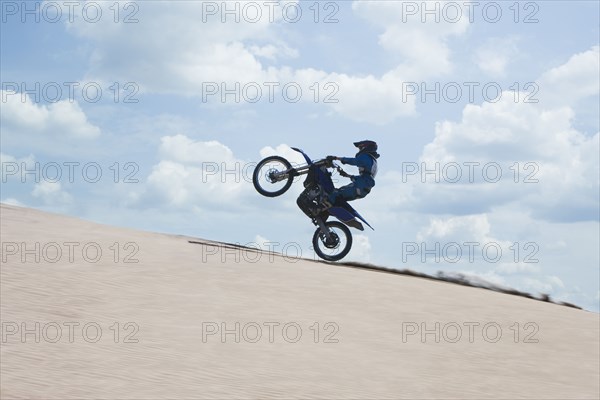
[{"xmin": 339, "ymin": 153, "xmax": 377, "ymax": 189}]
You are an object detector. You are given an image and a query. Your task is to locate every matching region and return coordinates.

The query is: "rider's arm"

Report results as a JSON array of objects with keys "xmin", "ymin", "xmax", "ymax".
[
  {"xmin": 338, "ymin": 156, "xmax": 363, "ymax": 181},
  {"xmin": 340, "ymin": 154, "xmax": 371, "ymax": 169},
  {"xmin": 339, "ymin": 154, "xmax": 376, "ymax": 180},
  {"xmin": 339, "ymin": 156, "xmax": 359, "ymax": 166}
]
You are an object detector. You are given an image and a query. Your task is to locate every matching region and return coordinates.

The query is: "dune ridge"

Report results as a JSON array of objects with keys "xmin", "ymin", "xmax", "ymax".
[
  {"xmin": 188, "ymin": 240, "xmax": 583, "ymax": 309},
  {"xmin": 1, "ymin": 204, "xmax": 599, "ymax": 399}
]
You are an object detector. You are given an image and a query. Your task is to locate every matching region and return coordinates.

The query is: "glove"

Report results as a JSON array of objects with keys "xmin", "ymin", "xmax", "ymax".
[{"xmin": 326, "ymin": 156, "xmax": 337, "ymax": 162}]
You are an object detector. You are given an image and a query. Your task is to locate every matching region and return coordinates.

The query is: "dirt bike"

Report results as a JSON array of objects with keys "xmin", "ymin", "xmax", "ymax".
[{"xmin": 252, "ymin": 147, "xmax": 373, "ymax": 261}]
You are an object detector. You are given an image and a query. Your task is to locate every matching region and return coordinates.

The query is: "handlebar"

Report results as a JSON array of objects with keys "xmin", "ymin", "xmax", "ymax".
[{"xmin": 314, "ymin": 158, "xmax": 352, "ymax": 178}]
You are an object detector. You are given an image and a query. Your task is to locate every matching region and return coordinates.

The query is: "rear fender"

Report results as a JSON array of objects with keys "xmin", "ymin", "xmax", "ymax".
[
  {"xmin": 328, "ymin": 207, "xmax": 364, "ymax": 231},
  {"xmin": 340, "ymin": 202, "xmax": 374, "ymax": 230}
]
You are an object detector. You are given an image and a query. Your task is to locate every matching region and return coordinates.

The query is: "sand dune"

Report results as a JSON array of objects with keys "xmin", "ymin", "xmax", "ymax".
[{"xmin": 1, "ymin": 204, "xmax": 598, "ymax": 399}]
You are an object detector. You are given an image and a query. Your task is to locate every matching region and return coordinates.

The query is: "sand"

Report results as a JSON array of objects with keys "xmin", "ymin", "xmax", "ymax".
[{"xmin": 1, "ymin": 203, "xmax": 598, "ymax": 399}]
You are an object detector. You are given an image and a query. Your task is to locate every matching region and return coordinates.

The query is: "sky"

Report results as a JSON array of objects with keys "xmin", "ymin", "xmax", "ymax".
[{"xmin": 1, "ymin": 0, "xmax": 599, "ymax": 311}]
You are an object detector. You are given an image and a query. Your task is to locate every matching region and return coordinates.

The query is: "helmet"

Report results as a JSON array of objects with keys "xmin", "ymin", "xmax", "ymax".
[{"xmin": 354, "ymin": 140, "xmax": 380, "ymax": 159}]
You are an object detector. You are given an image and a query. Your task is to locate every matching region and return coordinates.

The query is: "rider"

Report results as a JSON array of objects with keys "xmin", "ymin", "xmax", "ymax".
[{"xmin": 323, "ymin": 140, "xmax": 379, "ymax": 209}]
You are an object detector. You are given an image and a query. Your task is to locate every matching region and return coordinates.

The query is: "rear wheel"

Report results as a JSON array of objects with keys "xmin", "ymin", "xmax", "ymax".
[
  {"xmin": 312, "ymin": 221, "xmax": 352, "ymax": 262},
  {"xmin": 252, "ymin": 156, "xmax": 293, "ymax": 197}
]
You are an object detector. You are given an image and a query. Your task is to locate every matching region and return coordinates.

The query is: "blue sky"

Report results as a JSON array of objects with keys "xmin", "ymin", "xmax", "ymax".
[{"xmin": 1, "ymin": 0, "xmax": 599, "ymax": 310}]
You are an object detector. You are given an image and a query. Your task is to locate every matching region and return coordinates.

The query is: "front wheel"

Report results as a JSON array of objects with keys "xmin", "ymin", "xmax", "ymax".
[
  {"xmin": 253, "ymin": 156, "xmax": 293, "ymax": 197},
  {"xmin": 312, "ymin": 221, "xmax": 353, "ymax": 262}
]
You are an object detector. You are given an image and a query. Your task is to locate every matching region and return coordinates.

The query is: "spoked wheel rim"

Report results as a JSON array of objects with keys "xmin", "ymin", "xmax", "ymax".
[
  {"xmin": 320, "ymin": 231, "xmax": 340, "ymax": 249},
  {"xmin": 252, "ymin": 156, "xmax": 293, "ymax": 197},
  {"xmin": 312, "ymin": 221, "xmax": 353, "ymax": 261}
]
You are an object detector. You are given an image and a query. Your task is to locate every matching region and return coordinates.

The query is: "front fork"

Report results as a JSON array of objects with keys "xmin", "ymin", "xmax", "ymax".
[
  {"xmin": 313, "ymin": 216, "xmax": 332, "ymax": 241},
  {"xmin": 269, "ymin": 163, "xmax": 309, "ymax": 183}
]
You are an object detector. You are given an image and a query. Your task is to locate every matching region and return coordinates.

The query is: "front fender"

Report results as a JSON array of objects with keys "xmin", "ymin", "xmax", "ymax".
[{"xmin": 291, "ymin": 147, "xmax": 313, "ymax": 164}]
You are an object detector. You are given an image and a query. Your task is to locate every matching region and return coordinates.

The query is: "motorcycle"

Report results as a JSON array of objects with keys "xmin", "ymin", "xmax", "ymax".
[{"xmin": 252, "ymin": 147, "xmax": 373, "ymax": 261}]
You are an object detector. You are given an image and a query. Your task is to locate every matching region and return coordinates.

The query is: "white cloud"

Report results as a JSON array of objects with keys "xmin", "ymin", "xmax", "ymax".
[
  {"xmin": 352, "ymin": 0, "xmax": 470, "ymax": 78},
  {"xmin": 410, "ymin": 214, "xmax": 518, "ymax": 269},
  {"xmin": 423, "ymin": 97, "xmax": 598, "ymax": 168},
  {"xmin": 2, "ymin": 198, "xmax": 25, "ymax": 207},
  {"xmin": 416, "ymin": 214, "xmax": 496, "ymax": 243},
  {"xmin": 475, "ymin": 37, "xmax": 519, "ymax": 77},
  {"xmin": 347, "ymin": 234, "xmax": 371, "ymax": 262},
  {"xmin": 538, "ymin": 45, "xmax": 600, "ymax": 107},
  {"xmin": 275, "ymin": 67, "xmax": 417, "ymax": 124},
  {"xmin": 1, "ymin": 153, "xmax": 36, "ymax": 172},
  {"xmin": 58, "ymin": 1, "xmax": 453, "ymax": 124},
  {"xmin": 410, "ymin": 47, "xmax": 600, "ymax": 222},
  {"xmin": 137, "ymin": 139, "xmax": 325, "ymax": 213},
  {"xmin": 249, "ymin": 43, "xmax": 298, "ymax": 60},
  {"xmin": 400, "ymin": 46, "xmax": 600, "ymax": 302},
  {"xmin": 141, "ymin": 135, "xmax": 252, "ymax": 209},
  {"xmin": 0, "ymin": 153, "xmax": 37, "ymax": 203},
  {"xmin": 415, "ymin": 93, "xmax": 599, "ymax": 221},
  {"xmin": 293, "ymin": 0, "xmax": 472, "ymax": 123},
  {"xmin": 145, "ymin": 161, "xmax": 192, "ymax": 207},
  {"xmin": 1, "ymin": 91, "xmax": 101, "ymax": 140},
  {"xmin": 159, "ymin": 135, "xmax": 236, "ymax": 165},
  {"xmin": 31, "ymin": 181, "xmax": 73, "ymax": 206},
  {"xmin": 259, "ymin": 143, "xmax": 307, "ymax": 166},
  {"xmin": 547, "ymin": 275, "xmax": 565, "ymax": 289},
  {"xmin": 65, "ymin": 1, "xmax": 285, "ymax": 94},
  {"xmin": 327, "ymin": 72, "xmax": 416, "ymax": 124}
]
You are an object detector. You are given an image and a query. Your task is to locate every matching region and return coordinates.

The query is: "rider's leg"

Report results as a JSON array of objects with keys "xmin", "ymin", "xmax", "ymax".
[
  {"xmin": 318, "ymin": 183, "xmax": 371, "ymax": 213},
  {"xmin": 330, "ymin": 182, "xmax": 370, "ymax": 203}
]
